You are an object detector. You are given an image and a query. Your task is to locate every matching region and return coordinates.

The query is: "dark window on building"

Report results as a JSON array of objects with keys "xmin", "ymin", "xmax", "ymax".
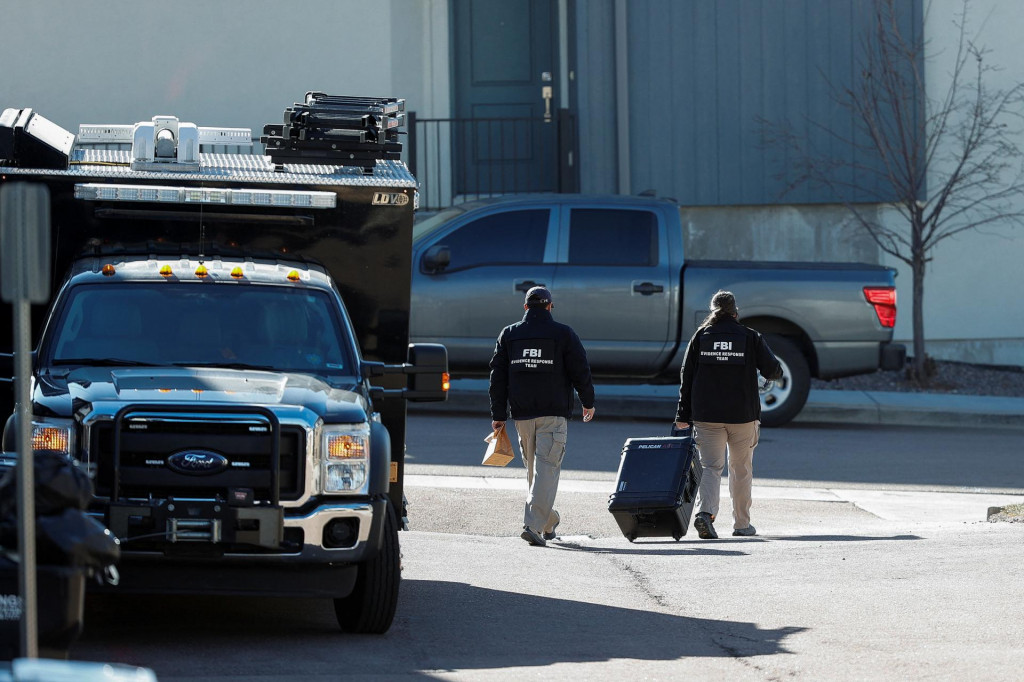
[
  {"xmin": 441, "ymin": 209, "xmax": 549, "ymax": 270},
  {"xmin": 568, "ymin": 209, "xmax": 657, "ymax": 265}
]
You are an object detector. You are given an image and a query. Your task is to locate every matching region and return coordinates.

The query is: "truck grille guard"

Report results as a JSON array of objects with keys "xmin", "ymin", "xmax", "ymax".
[
  {"xmin": 90, "ymin": 403, "xmax": 295, "ymax": 549},
  {"xmin": 109, "ymin": 403, "xmax": 282, "ymax": 505}
]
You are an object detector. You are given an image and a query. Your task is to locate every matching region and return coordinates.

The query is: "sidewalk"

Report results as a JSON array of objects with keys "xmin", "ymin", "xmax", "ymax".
[
  {"xmin": 412, "ymin": 379, "xmax": 1024, "ymax": 429},
  {"xmin": 404, "ymin": 472, "xmax": 1022, "ymax": 525}
]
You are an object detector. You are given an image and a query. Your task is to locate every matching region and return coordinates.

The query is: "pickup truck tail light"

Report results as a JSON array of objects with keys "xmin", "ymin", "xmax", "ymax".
[{"xmin": 863, "ymin": 287, "xmax": 897, "ymax": 328}]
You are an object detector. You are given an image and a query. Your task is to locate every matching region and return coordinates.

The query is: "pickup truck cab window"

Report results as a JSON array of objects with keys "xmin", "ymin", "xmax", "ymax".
[
  {"xmin": 568, "ymin": 208, "xmax": 658, "ymax": 266},
  {"xmin": 437, "ymin": 209, "xmax": 549, "ymax": 271}
]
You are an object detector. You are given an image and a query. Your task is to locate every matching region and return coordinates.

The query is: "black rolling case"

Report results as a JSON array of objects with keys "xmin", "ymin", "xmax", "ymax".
[{"xmin": 607, "ymin": 429, "xmax": 702, "ymax": 542}]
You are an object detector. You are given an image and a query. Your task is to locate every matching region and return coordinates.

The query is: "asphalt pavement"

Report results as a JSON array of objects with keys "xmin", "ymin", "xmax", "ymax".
[
  {"xmin": 413, "ymin": 378, "xmax": 1024, "ymax": 429},
  {"xmin": 409, "ymin": 378, "xmax": 1024, "ymax": 526}
]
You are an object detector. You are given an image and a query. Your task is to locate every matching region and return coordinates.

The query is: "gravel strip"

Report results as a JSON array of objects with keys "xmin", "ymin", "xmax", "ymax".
[
  {"xmin": 810, "ymin": 360, "xmax": 1024, "ymax": 397},
  {"xmin": 987, "ymin": 503, "xmax": 1024, "ymax": 523}
]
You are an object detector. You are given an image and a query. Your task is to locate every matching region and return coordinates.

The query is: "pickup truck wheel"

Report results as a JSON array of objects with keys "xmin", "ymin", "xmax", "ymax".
[
  {"xmin": 759, "ymin": 335, "xmax": 810, "ymax": 428},
  {"xmin": 333, "ymin": 500, "xmax": 400, "ymax": 634}
]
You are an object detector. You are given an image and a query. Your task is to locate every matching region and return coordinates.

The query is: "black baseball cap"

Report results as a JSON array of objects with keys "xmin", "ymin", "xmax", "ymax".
[{"xmin": 525, "ymin": 286, "xmax": 552, "ymax": 305}]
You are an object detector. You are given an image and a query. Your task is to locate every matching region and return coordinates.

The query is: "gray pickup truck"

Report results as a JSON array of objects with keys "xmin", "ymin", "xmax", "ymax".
[{"xmin": 410, "ymin": 194, "xmax": 905, "ymax": 426}]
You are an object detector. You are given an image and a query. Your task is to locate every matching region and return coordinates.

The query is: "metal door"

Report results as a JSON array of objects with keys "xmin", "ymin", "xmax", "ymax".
[{"xmin": 451, "ymin": 0, "xmax": 559, "ymax": 195}]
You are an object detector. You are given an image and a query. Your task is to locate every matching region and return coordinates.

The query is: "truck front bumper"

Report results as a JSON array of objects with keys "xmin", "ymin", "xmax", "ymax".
[
  {"xmin": 96, "ymin": 556, "xmax": 360, "ymax": 598},
  {"xmin": 90, "ymin": 496, "xmax": 388, "ymax": 597}
]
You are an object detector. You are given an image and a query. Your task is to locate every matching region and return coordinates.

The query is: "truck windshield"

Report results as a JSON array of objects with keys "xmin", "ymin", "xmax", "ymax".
[{"xmin": 45, "ymin": 283, "xmax": 356, "ymax": 376}]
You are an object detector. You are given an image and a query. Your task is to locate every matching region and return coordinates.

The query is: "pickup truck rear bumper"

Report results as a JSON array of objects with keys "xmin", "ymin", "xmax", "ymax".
[
  {"xmin": 880, "ymin": 343, "xmax": 907, "ymax": 371},
  {"xmin": 814, "ymin": 341, "xmax": 906, "ymax": 378}
]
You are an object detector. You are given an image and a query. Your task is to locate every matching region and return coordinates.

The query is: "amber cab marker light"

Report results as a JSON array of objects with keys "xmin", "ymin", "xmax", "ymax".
[
  {"xmin": 230, "ymin": 267, "xmax": 244, "ymax": 279},
  {"xmin": 101, "ymin": 264, "xmax": 116, "ymax": 276},
  {"xmin": 286, "ymin": 270, "xmax": 301, "ymax": 282},
  {"xmin": 159, "ymin": 265, "xmax": 173, "ymax": 277},
  {"xmin": 195, "ymin": 264, "xmax": 209, "ymax": 278},
  {"xmin": 442, "ymin": 372, "xmax": 451, "ymax": 392}
]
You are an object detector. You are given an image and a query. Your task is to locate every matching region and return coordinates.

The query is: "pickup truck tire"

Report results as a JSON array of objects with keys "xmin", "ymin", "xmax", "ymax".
[
  {"xmin": 760, "ymin": 335, "xmax": 810, "ymax": 428},
  {"xmin": 333, "ymin": 499, "xmax": 401, "ymax": 634}
]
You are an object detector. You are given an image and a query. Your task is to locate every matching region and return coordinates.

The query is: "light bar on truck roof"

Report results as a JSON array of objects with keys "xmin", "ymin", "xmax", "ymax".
[
  {"xmin": 73, "ymin": 183, "xmax": 337, "ymax": 208},
  {"xmin": 77, "ymin": 124, "xmax": 253, "ymax": 147}
]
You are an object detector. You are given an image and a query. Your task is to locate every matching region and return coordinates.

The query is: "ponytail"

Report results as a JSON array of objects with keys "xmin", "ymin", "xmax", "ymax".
[{"xmin": 699, "ymin": 290, "xmax": 738, "ymax": 329}]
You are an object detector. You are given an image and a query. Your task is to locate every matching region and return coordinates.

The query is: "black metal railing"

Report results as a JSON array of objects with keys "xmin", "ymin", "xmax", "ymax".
[{"xmin": 407, "ymin": 110, "xmax": 578, "ymax": 212}]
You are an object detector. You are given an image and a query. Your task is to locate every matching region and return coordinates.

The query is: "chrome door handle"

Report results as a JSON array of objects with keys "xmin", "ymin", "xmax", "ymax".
[
  {"xmin": 633, "ymin": 282, "xmax": 664, "ymax": 295},
  {"xmin": 515, "ymin": 280, "xmax": 546, "ymax": 293}
]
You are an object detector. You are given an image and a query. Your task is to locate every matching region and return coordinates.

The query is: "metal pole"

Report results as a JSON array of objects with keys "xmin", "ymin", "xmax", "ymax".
[
  {"xmin": 2, "ymin": 181, "xmax": 49, "ymax": 660},
  {"xmin": 14, "ymin": 300, "xmax": 37, "ymax": 659}
]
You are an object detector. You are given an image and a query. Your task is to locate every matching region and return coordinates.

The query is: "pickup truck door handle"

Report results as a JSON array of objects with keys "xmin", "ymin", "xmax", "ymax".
[
  {"xmin": 515, "ymin": 280, "xmax": 546, "ymax": 293},
  {"xmin": 632, "ymin": 282, "xmax": 665, "ymax": 295}
]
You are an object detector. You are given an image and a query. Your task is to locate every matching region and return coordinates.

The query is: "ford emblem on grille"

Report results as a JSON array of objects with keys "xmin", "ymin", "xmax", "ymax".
[{"xmin": 167, "ymin": 450, "xmax": 229, "ymax": 475}]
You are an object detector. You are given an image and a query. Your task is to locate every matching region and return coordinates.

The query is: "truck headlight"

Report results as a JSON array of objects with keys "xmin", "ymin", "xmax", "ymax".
[
  {"xmin": 322, "ymin": 423, "xmax": 370, "ymax": 494},
  {"xmin": 32, "ymin": 418, "xmax": 76, "ymax": 457}
]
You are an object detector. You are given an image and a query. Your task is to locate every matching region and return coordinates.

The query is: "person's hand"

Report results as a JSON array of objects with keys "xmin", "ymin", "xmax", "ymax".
[
  {"xmin": 582, "ymin": 407, "xmax": 595, "ymax": 423},
  {"xmin": 675, "ymin": 421, "xmax": 690, "ymax": 430},
  {"xmin": 491, "ymin": 420, "xmax": 505, "ymax": 432}
]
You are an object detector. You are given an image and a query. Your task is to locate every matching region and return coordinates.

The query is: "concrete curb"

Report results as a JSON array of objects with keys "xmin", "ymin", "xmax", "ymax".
[
  {"xmin": 797, "ymin": 389, "xmax": 1024, "ymax": 429},
  {"xmin": 410, "ymin": 380, "xmax": 1024, "ymax": 429}
]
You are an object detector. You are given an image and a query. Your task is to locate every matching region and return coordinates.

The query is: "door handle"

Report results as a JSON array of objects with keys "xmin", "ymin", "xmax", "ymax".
[
  {"xmin": 541, "ymin": 86, "xmax": 553, "ymax": 122},
  {"xmin": 515, "ymin": 280, "xmax": 546, "ymax": 293},
  {"xmin": 633, "ymin": 282, "xmax": 664, "ymax": 295}
]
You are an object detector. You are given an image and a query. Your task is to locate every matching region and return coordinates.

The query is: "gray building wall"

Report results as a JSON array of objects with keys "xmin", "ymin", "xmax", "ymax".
[
  {"xmin": 573, "ymin": 0, "xmax": 620, "ymax": 195},
  {"xmin": 575, "ymin": 0, "xmax": 921, "ymax": 208}
]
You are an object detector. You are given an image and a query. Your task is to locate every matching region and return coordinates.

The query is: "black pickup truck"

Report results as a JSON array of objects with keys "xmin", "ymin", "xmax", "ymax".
[
  {"xmin": 0, "ymin": 98, "xmax": 446, "ymax": 634},
  {"xmin": 410, "ymin": 194, "xmax": 905, "ymax": 426}
]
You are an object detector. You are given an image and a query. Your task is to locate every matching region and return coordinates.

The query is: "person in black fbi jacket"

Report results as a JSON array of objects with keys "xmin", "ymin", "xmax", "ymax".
[
  {"xmin": 489, "ymin": 286, "xmax": 596, "ymax": 547},
  {"xmin": 674, "ymin": 290, "xmax": 782, "ymax": 539}
]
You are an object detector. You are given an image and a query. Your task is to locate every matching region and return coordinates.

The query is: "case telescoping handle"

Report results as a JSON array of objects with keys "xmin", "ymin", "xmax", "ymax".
[{"xmin": 670, "ymin": 423, "xmax": 693, "ymax": 437}]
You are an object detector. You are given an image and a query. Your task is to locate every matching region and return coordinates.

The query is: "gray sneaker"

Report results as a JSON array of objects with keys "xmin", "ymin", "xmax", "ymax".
[
  {"xmin": 732, "ymin": 526, "xmax": 757, "ymax": 537},
  {"xmin": 521, "ymin": 526, "xmax": 546, "ymax": 546},
  {"xmin": 693, "ymin": 512, "xmax": 718, "ymax": 539}
]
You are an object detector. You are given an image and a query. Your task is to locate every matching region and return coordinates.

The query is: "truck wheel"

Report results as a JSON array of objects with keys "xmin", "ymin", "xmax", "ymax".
[
  {"xmin": 334, "ymin": 500, "xmax": 400, "ymax": 634},
  {"xmin": 759, "ymin": 335, "xmax": 810, "ymax": 428}
]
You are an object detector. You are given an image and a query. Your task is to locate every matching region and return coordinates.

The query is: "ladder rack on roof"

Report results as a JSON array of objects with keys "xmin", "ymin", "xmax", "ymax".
[{"xmin": 260, "ymin": 93, "xmax": 405, "ymax": 173}]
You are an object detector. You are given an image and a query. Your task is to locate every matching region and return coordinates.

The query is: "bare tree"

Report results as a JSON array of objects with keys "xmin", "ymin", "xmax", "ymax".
[{"xmin": 767, "ymin": 0, "xmax": 1024, "ymax": 382}]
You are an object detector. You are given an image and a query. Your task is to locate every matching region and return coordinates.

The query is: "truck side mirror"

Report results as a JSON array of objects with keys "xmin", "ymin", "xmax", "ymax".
[
  {"xmin": 405, "ymin": 343, "xmax": 449, "ymax": 402},
  {"xmin": 362, "ymin": 343, "xmax": 449, "ymax": 402},
  {"xmin": 0, "ymin": 352, "xmax": 12, "ymax": 383},
  {"xmin": 421, "ymin": 244, "xmax": 450, "ymax": 274},
  {"xmin": 0, "ymin": 350, "xmax": 32, "ymax": 382}
]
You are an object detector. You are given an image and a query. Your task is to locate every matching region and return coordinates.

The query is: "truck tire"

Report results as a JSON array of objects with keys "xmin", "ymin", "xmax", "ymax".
[
  {"xmin": 334, "ymin": 500, "xmax": 401, "ymax": 634},
  {"xmin": 759, "ymin": 335, "xmax": 810, "ymax": 428}
]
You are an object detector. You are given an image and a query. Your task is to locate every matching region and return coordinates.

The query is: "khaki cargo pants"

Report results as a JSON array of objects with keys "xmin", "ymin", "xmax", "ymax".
[
  {"xmin": 693, "ymin": 420, "xmax": 760, "ymax": 530},
  {"xmin": 514, "ymin": 416, "xmax": 566, "ymax": 535}
]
